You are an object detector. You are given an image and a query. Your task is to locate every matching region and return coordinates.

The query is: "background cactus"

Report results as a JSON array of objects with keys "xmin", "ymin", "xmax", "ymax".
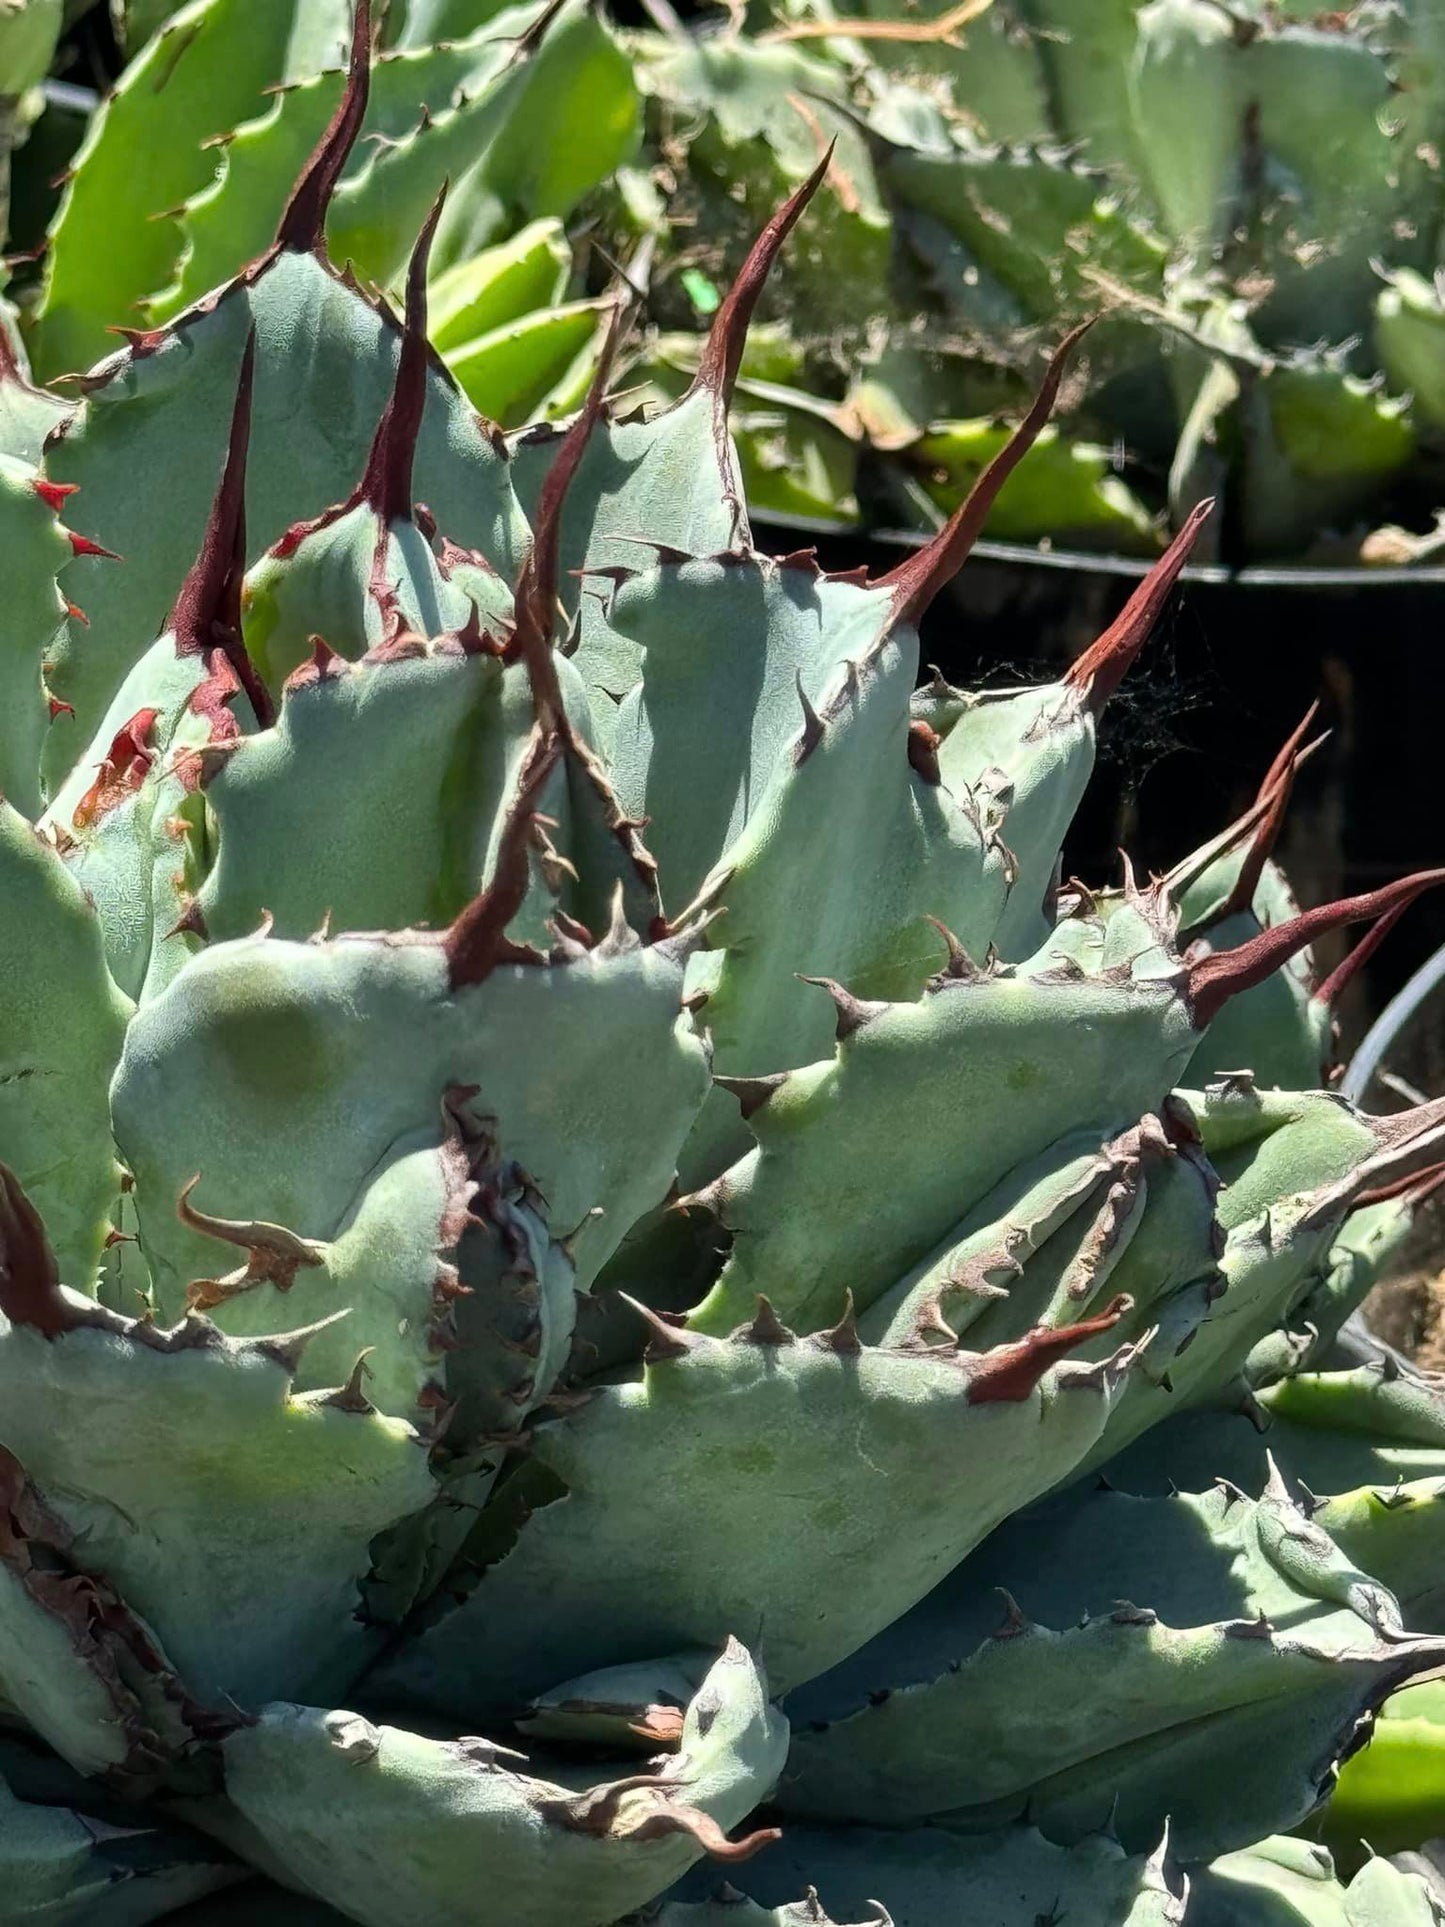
[
  {"xmin": 24, "ymin": 0, "xmax": 1445, "ymax": 559},
  {"xmin": 4, "ymin": 7, "xmax": 1445, "ymax": 1925}
]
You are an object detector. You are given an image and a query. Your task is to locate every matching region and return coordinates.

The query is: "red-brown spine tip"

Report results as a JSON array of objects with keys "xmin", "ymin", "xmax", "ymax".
[
  {"xmin": 67, "ymin": 531, "xmax": 120, "ymax": 561},
  {"xmin": 1209, "ymin": 723, "xmax": 1307, "ymax": 929},
  {"xmin": 357, "ymin": 186, "xmax": 446, "ymax": 526},
  {"xmin": 1312, "ymin": 899, "xmax": 1410, "ymax": 1012},
  {"xmin": 0, "ymin": 1165, "xmax": 76, "ymax": 1340},
  {"xmin": 1353, "ymin": 1157, "xmax": 1445, "ymax": 1211},
  {"xmin": 505, "ymin": 305, "xmax": 622, "ymax": 734},
  {"xmin": 692, "ymin": 147, "xmax": 833, "ymax": 409},
  {"xmin": 443, "ymin": 735, "xmax": 560, "ymax": 989},
  {"xmin": 169, "ymin": 333, "xmax": 274, "ymax": 730},
  {"xmin": 966, "ymin": 1294, "xmax": 1131, "ymax": 1405},
  {"xmin": 1063, "ymin": 499, "xmax": 1213, "ymax": 714},
  {"xmin": 33, "ymin": 478, "xmax": 78, "ymax": 513},
  {"xmin": 1257, "ymin": 700, "xmax": 1321, "ymax": 807},
  {"xmin": 274, "ymin": 0, "xmax": 373, "ymax": 255},
  {"xmin": 1189, "ymin": 869, "xmax": 1445, "ymax": 1031},
  {"xmin": 875, "ymin": 320, "xmax": 1094, "ymax": 625}
]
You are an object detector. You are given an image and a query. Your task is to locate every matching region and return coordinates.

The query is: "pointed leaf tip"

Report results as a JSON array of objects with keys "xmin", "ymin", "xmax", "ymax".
[
  {"xmin": 357, "ymin": 186, "xmax": 446, "ymax": 525},
  {"xmin": 1210, "ymin": 715, "xmax": 1309, "ymax": 929},
  {"xmin": 1190, "ymin": 869, "xmax": 1445, "ymax": 1030},
  {"xmin": 274, "ymin": 0, "xmax": 373, "ymax": 255},
  {"xmin": 444, "ymin": 736, "xmax": 560, "ymax": 989},
  {"xmin": 966, "ymin": 1294, "xmax": 1132, "ymax": 1405},
  {"xmin": 0, "ymin": 1164, "xmax": 75, "ymax": 1340},
  {"xmin": 875, "ymin": 319, "xmax": 1094, "ymax": 623},
  {"xmin": 507, "ymin": 304, "xmax": 622, "ymax": 729},
  {"xmin": 1313, "ymin": 898, "xmax": 1411, "ymax": 1011},
  {"xmin": 693, "ymin": 146, "xmax": 833, "ymax": 409},
  {"xmin": 1258, "ymin": 699, "xmax": 1321, "ymax": 806},
  {"xmin": 169, "ymin": 333, "xmax": 274, "ymax": 730},
  {"xmin": 1063, "ymin": 499, "xmax": 1213, "ymax": 713}
]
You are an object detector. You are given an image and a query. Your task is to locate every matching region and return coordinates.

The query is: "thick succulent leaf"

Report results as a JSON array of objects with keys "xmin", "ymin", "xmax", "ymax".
[
  {"xmin": 1309, "ymin": 1479, "xmax": 1445, "ymax": 1642},
  {"xmin": 1378, "ymin": 269, "xmax": 1445, "ymax": 435},
  {"xmin": 196, "ymin": 640, "xmax": 570, "ymax": 950},
  {"xmin": 671, "ymin": 1823, "xmax": 1183, "ymax": 1927},
  {"xmin": 423, "ymin": 1, "xmax": 641, "ymax": 277},
  {"xmin": 44, "ymin": 247, "xmax": 524, "ymax": 793},
  {"xmin": 0, "ymin": 452, "xmax": 72, "ymax": 817},
  {"xmin": 0, "ymin": 1436, "xmax": 199, "ymax": 1786},
  {"xmin": 688, "ymin": 943, "xmax": 1199, "ymax": 1337},
  {"xmin": 0, "ymin": 798, "xmax": 130, "ymax": 1288},
  {"xmin": 378, "ymin": 1312, "xmax": 1139, "ymax": 1719},
  {"xmin": 1101, "ymin": 1362, "xmax": 1445, "ymax": 1503},
  {"xmin": 905, "ymin": 417, "xmax": 1157, "ymax": 552},
  {"xmin": 427, "ymin": 218, "xmax": 570, "ymax": 353},
  {"xmin": 166, "ymin": 1889, "xmax": 345, "ymax": 1925},
  {"xmin": 1024, "ymin": 0, "xmax": 1142, "ymax": 177},
  {"xmin": 42, "ymin": 638, "xmax": 249, "ymax": 1004},
  {"xmin": 513, "ymin": 382, "xmax": 743, "ymax": 719},
  {"xmin": 1184, "ymin": 894, "xmax": 1331, "ymax": 1093},
  {"xmin": 30, "ymin": 0, "xmax": 354, "ymax": 379},
  {"xmin": 1246, "ymin": 1198, "xmax": 1415, "ymax": 1384},
  {"xmin": 931, "ymin": 680, "xmax": 1107, "ymax": 962},
  {"xmin": 1072, "ymin": 1083, "xmax": 1423, "ymax": 1470},
  {"xmin": 783, "ymin": 1461, "xmax": 1445, "ymax": 1856},
  {"xmin": 1235, "ymin": 27, "xmax": 1401, "ymax": 346},
  {"xmin": 0, "ymin": 1773, "xmax": 241, "ymax": 1926},
  {"xmin": 176, "ymin": 1114, "xmax": 477, "ymax": 1424},
  {"xmin": 1198, "ymin": 1088, "xmax": 1383, "ymax": 1226},
  {"xmin": 1319, "ymin": 1680, "xmax": 1445, "ymax": 1862},
  {"xmin": 447, "ymin": 299, "xmax": 609, "ymax": 428},
  {"xmin": 111, "ymin": 928, "xmax": 708, "ymax": 1309},
  {"xmin": 605, "ymin": 549, "xmax": 1004, "ymax": 914},
  {"xmin": 798, "ymin": 0, "xmax": 1053, "ymax": 143},
  {"xmin": 598, "ymin": 554, "xmax": 1018, "ymax": 1185},
  {"xmin": 0, "ymin": 1283, "xmax": 436, "ymax": 1709},
  {"xmin": 236, "ymin": 490, "xmax": 514, "ymax": 690},
  {"xmin": 0, "ymin": 346, "xmax": 73, "ymax": 466},
  {"xmin": 1235, "ymin": 361, "xmax": 1415, "ymax": 564},
  {"xmin": 218, "ymin": 1641, "xmax": 786, "ymax": 1927},
  {"xmin": 862, "ymin": 1106, "xmax": 1218, "ymax": 1362},
  {"xmin": 1190, "ymin": 1836, "xmax": 1441, "ymax": 1926}
]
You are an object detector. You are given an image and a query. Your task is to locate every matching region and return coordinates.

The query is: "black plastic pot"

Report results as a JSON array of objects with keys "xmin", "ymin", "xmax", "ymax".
[{"xmin": 749, "ymin": 516, "xmax": 1445, "ymax": 1047}]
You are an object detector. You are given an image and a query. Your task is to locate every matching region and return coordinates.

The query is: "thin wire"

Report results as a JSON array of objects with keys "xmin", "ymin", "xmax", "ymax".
[{"xmin": 1342, "ymin": 941, "xmax": 1445, "ymax": 1105}]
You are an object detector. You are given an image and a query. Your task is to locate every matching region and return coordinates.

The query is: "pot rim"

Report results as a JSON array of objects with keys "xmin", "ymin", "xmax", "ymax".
[{"xmin": 752, "ymin": 509, "xmax": 1445, "ymax": 590}]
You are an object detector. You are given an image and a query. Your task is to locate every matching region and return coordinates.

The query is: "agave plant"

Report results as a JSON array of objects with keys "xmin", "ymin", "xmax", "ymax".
[
  {"xmin": 33, "ymin": 0, "xmax": 1440, "ymax": 558},
  {"xmin": 618, "ymin": 0, "xmax": 1445, "ymax": 560},
  {"xmin": 5, "ymin": 8, "xmax": 1445, "ymax": 1925}
]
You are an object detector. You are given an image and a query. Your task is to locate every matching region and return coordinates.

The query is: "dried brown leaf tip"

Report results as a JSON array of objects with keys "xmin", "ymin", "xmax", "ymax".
[
  {"xmin": 274, "ymin": 0, "xmax": 372, "ymax": 256},
  {"xmin": 1188, "ymin": 869, "xmax": 1445, "ymax": 1029},
  {"xmin": 875, "ymin": 320, "xmax": 1094, "ymax": 625},
  {"xmin": 693, "ymin": 145, "xmax": 833, "ymax": 411},
  {"xmin": 356, "ymin": 187, "xmax": 446, "ymax": 527},
  {"xmin": 966, "ymin": 1294, "xmax": 1132, "ymax": 1405},
  {"xmin": 170, "ymin": 334, "xmax": 275, "ymax": 732},
  {"xmin": 1063, "ymin": 499, "xmax": 1213, "ymax": 715}
]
